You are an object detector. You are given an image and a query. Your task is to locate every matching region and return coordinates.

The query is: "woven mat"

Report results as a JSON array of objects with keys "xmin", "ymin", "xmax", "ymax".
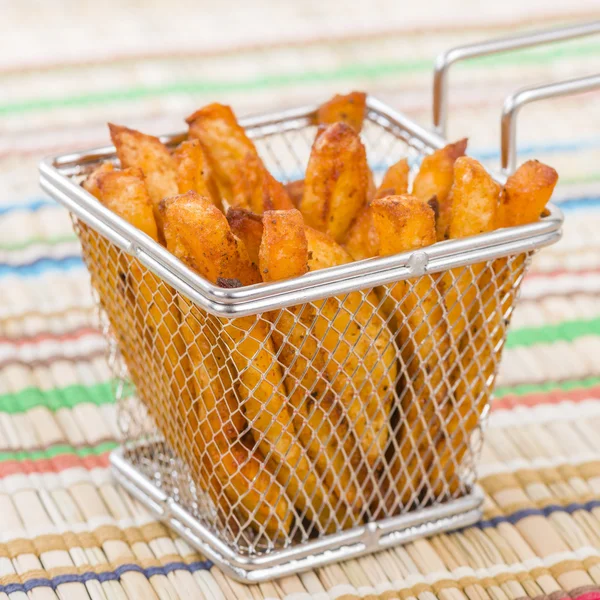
[{"xmin": 2, "ymin": 3, "xmax": 600, "ymax": 598}]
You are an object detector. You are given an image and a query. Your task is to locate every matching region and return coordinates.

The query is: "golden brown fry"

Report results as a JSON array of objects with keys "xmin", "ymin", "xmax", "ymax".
[
  {"xmin": 260, "ymin": 210, "xmax": 361, "ymax": 516},
  {"xmin": 497, "ymin": 160, "xmax": 558, "ymax": 227},
  {"xmin": 163, "ymin": 193, "xmax": 343, "ymax": 532},
  {"xmin": 82, "ymin": 162, "xmax": 114, "ymax": 198},
  {"xmin": 343, "ymin": 206, "xmax": 378, "ymax": 262},
  {"xmin": 441, "ymin": 157, "xmax": 501, "ymax": 353},
  {"xmin": 305, "ymin": 227, "xmax": 397, "ymax": 477},
  {"xmin": 231, "ymin": 152, "xmax": 295, "ymax": 212},
  {"xmin": 186, "ymin": 103, "xmax": 259, "ymax": 204},
  {"xmin": 259, "ymin": 209, "xmax": 308, "ymax": 282},
  {"xmin": 301, "ymin": 123, "xmax": 369, "ymax": 243},
  {"xmin": 376, "ymin": 158, "xmax": 409, "ymax": 199},
  {"xmin": 226, "ymin": 207, "xmax": 264, "ymax": 267},
  {"xmin": 96, "ymin": 168, "xmax": 159, "ymax": 239},
  {"xmin": 108, "ymin": 124, "xmax": 177, "ymax": 237},
  {"xmin": 315, "ymin": 91, "xmax": 367, "ymax": 133},
  {"xmin": 173, "ymin": 139, "xmax": 222, "ymax": 210},
  {"xmin": 284, "ymin": 179, "xmax": 304, "ymax": 206},
  {"xmin": 412, "ymin": 139, "xmax": 467, "ymax": 240},
  {"xmin": 370, "ymin": 195, "xmax": 449, "ymax": 510}
]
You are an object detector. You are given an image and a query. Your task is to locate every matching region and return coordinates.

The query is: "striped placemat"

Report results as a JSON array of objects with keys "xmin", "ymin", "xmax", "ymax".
[{"xmin": 2, "ymin": 3, "xmax": 600, "ymax": 598}]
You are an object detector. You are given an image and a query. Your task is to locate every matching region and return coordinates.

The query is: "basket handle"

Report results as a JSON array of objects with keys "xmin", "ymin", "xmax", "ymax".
[
  {"xmin": 432, "ymin": 21, "xmax": 600, "ymax": 169},
  {"xmin": 501, "ymin": 73, "xmax": 600, "ymax": 174}
]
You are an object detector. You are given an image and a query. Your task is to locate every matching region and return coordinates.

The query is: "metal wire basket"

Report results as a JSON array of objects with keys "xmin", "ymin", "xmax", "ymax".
[{"xmin": 36, "ymin": 22, "xmax": 600, "ymax": 584}]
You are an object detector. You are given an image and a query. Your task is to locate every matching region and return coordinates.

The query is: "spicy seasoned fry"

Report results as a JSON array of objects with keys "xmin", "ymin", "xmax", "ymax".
[
  {"xmin": 301, "ymin": 123, "xmax": 369, "ymax": 243},
  {"xmin": 370, "ymin": 195, "xmax": 450, "ymax": 509},
  {"xmin": 260, "ymin": 210, "xmax": 361, "ymax": 515},
  {"xmin": 376, "ymin": 158, "xmax": 410, "ymax": 199},
  {"xmin": 163, "ymin": 193, "xmax": 345, "ymax": 532},
  {"xmin": 173, "ymin": 139, "xmax": 222, "ymax": 210},
  {"xmin": 108, "ymin": 124, "xmax": 177, "ymax": 237},
  {"xmin": 412, "ymin": 139, "xmax": 467, "ymax": 240},
  {"xmin": 315, "ymin": 91, "xmax": 367, "ymax": 133},
  {"xmin": 231, "ymin": 152, "xmax": 294, "ymax": 212},
  {"xmin": 186, "ymin": 103, "xmax": 260, "ymax": 204}
]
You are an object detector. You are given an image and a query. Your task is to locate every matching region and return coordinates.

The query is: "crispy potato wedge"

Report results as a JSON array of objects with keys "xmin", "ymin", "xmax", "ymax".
[
  {"xmin": 96, "ymin": 168, "xmax": 159, "ymax": 239},
  {"xmin": 82, "ymin": 162, "xmax": 114, "ymax": 198},
  {"xmin": 90, "ymin": 172, "xmax": 288, "ymax": 534},
  {"xmin": 376, "ymin": 158, "xmax": 409, "ymax": 199},
  {"xmin": 343, "ymin": 206, "xmax": 378, "ymax": 262},
  {"xmin": 226, "ymin": 207, "xmax": 264, "ymax": 267},
  {"xmin": 284, "ymin": 179, "xmax": 304, "ymax": 207},
  {"xmin": 412, "ymin": 139, "xmax": 467, "ymax": 240},
  {"xmin": 260, "ymin": 210, "xmax": 361, "ymax": 516},
  {"xmin": 163, "ymin": 193, "xmax": 344, "ymax": 532},
  {"xmin": 231, "ymin": 152, "xmax": 295, "ymax": 212},
  {"xmin": 305, "ymin": 227, "xmax": 397, "ymax": 480},
  {"xmin": 108, "ymin": 124, "xmax": 178, "ymax": 237},
  {"xmin": 173, "ymin": 139, "xmax": 222, "ymax": 210},
  {"xmin": 370, "ymin": 195, "xmax": 450, "ymax": 510},
  {"xmin": 497, "ymin": 160, "xmax": 558, "ymax": 227},
  {"xmin": 441, "ymin": 157, "xmax": 501, "ymax": 358},
  {"xmin": 186, "ymin": 103, "xmax": 260, "ymax": 204},
  {"xmin": 301, "ymin": 123, "xmax": 369, "ymax": 243},
  {"xmin": 315, "ymin": 91, "xmax": 367, "ymax": 133}
]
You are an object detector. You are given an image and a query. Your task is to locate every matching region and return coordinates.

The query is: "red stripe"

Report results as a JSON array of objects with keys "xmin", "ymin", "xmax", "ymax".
[
  {"xmin": 0, "ymin": 326, "xmax": 100, "ymax": 347},
  {"xmin": 0, "ymin": 453, "xmax": 110, "ymax": 478},
  {"xmin": 573, "ymin": 592, "xmax": 600, "ymax": 600},
  {"xmin": 493, "ymin": 385, "xmax": 600, "ymax": 411},
  {"xmin": 1, "ymin": 10, "xmax": 592, "ymax": 76}
]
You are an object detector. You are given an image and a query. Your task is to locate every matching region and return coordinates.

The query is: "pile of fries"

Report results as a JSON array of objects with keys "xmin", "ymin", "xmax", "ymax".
[{"xmin": 81, "ymin": 92, "xmax": 558, "ymax": 539}]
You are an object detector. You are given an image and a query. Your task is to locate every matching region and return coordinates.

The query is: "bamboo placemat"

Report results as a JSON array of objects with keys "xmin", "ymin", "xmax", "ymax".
[{"xmin": 2, "ymin": 3, "xmax": 600, "ymax": 598}]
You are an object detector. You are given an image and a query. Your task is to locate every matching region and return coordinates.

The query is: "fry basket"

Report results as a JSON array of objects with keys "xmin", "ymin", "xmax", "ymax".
[{"xmin": 38, "ymin": 23, "xmax": 600, "ymax": 583}]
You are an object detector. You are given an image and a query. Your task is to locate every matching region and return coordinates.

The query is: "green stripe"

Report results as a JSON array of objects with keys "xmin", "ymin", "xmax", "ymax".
[
  {"xmin": 495, "ymin": 376, "xmax": 600, "ymax": 399},
  {"xmin": 0, "ymin": 234, "xmax": 76, "ymax": 252},
  {"xmin": 0, "ymin": 440, "xmax": 117, "ymax": 463},
  {"xmin": 505, "ymin": 316, "xmax": 600, "ymax": 349},
  {"xmin": 2, "ymin": 382, "xmax": 114, "ymax": 414},
  {"xmin": 2, "ymin": 39, "xmax": 598, "ymax": 116},
  {"xmin": 0, "ymin": 318, "xmax": 598, "ymax": 415}
]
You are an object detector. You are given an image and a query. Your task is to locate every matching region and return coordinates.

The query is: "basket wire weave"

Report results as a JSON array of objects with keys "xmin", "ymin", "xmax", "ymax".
[{"xmin": 71, "ymin": 112, "xmax": 532, "ymax": 558}]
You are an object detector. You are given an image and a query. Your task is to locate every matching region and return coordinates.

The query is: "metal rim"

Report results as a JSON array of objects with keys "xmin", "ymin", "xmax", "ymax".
[{"xmin": 38, "ymin": 95, "xmax": 563, "ymax": 318}]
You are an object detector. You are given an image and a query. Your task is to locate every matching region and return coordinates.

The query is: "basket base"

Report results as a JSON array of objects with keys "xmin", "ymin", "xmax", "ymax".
[{"xmin": 110, "ymin": 444, "xmax": 483, "ymax": 583}]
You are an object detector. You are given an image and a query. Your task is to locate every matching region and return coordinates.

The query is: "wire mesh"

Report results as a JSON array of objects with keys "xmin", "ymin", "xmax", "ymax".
[
  {"xmin": 75, "ymin": 212, "xmax": 531, "ymax": 556},
  {"xmin": 67, "ymin": 110, "xmax": 535, "ymax": 560}
]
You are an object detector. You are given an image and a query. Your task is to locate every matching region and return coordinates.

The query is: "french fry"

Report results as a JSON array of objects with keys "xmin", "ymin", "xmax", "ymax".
[
  {"xmin": 108, "ymin": 124, "xmax": 177, "ymax": 238},
  {"xmin": 435, "ymin": 159, "xmax": 557, "ymax": 498},
  {"xmin": 343, "ymin": 206, "xmax": 378, "ymax": 262},
  {"xmin": 186, "ymin": 103, "xmax": 259, "ymax": 205},
  {"xmin": 301, "ymin": 123, "xmax": 369, "ymax": 243},
  {"xmin": 498, "ymin": 160, "xmax": 558, "ymax": 227},
  {"xmin": 231, "ymin": 152, "xmax": 294, "ymax": 212},
  {"xmin": 412, "ymin": 139, "xmax": 467, "ymax": 240},
  {"xmin": 173, "ymin": 139, "xmax": 222, "ymax": 210},
  {"xmin": 315, "ymin": 91, "xmax": 367, "ymax": 133},
  {"xmin": 305, "ymin": 227, "xmax": 398, "ymax": 480},
  {"xmin": 163, "ymin": 192, "xmax": 344, "ymax": 533},
  {"xmin": 284, "ymin": 179, "xmax": 304, "ymax": 206},
  {"xmin": 226, "ymin": 207, "xmax": 264, "ymax": 267},
  {"xmin": 370, "ymin": 195, "xmax": 450, "ymax": 510},
  {"xmin": 375, "ymin": 158, "xmax": 409, "ymax": 199},
  {"xmin": 260, "ymin": 209, "xmax": 361, "ymax": 516},
  {"xmin": 441, "ymin": 157, "xmax": 501, "ymax": 370}
]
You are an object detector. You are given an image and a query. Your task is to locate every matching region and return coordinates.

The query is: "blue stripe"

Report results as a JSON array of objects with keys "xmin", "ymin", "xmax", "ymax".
[
  {"xmin": 2, "ymin": 498, "xmax": 600, "ymax": 593},
  {"xmin": 474, "ymin": 498, "xmax": 600, "ymax": 530},
  {"xmin": 0, "ymin": 560, "xmax": 213, "ymax": 594},
  {"xmin": 0, "ymin": 198, "xmax": 55, "ymax": 215},
  {"xmin": 0, "ymin": 256, "xmax": 83, "ymax": 277},
  {"xmin": 0, "ymin": 194, "xmax": 597, "ymax": 279}
]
